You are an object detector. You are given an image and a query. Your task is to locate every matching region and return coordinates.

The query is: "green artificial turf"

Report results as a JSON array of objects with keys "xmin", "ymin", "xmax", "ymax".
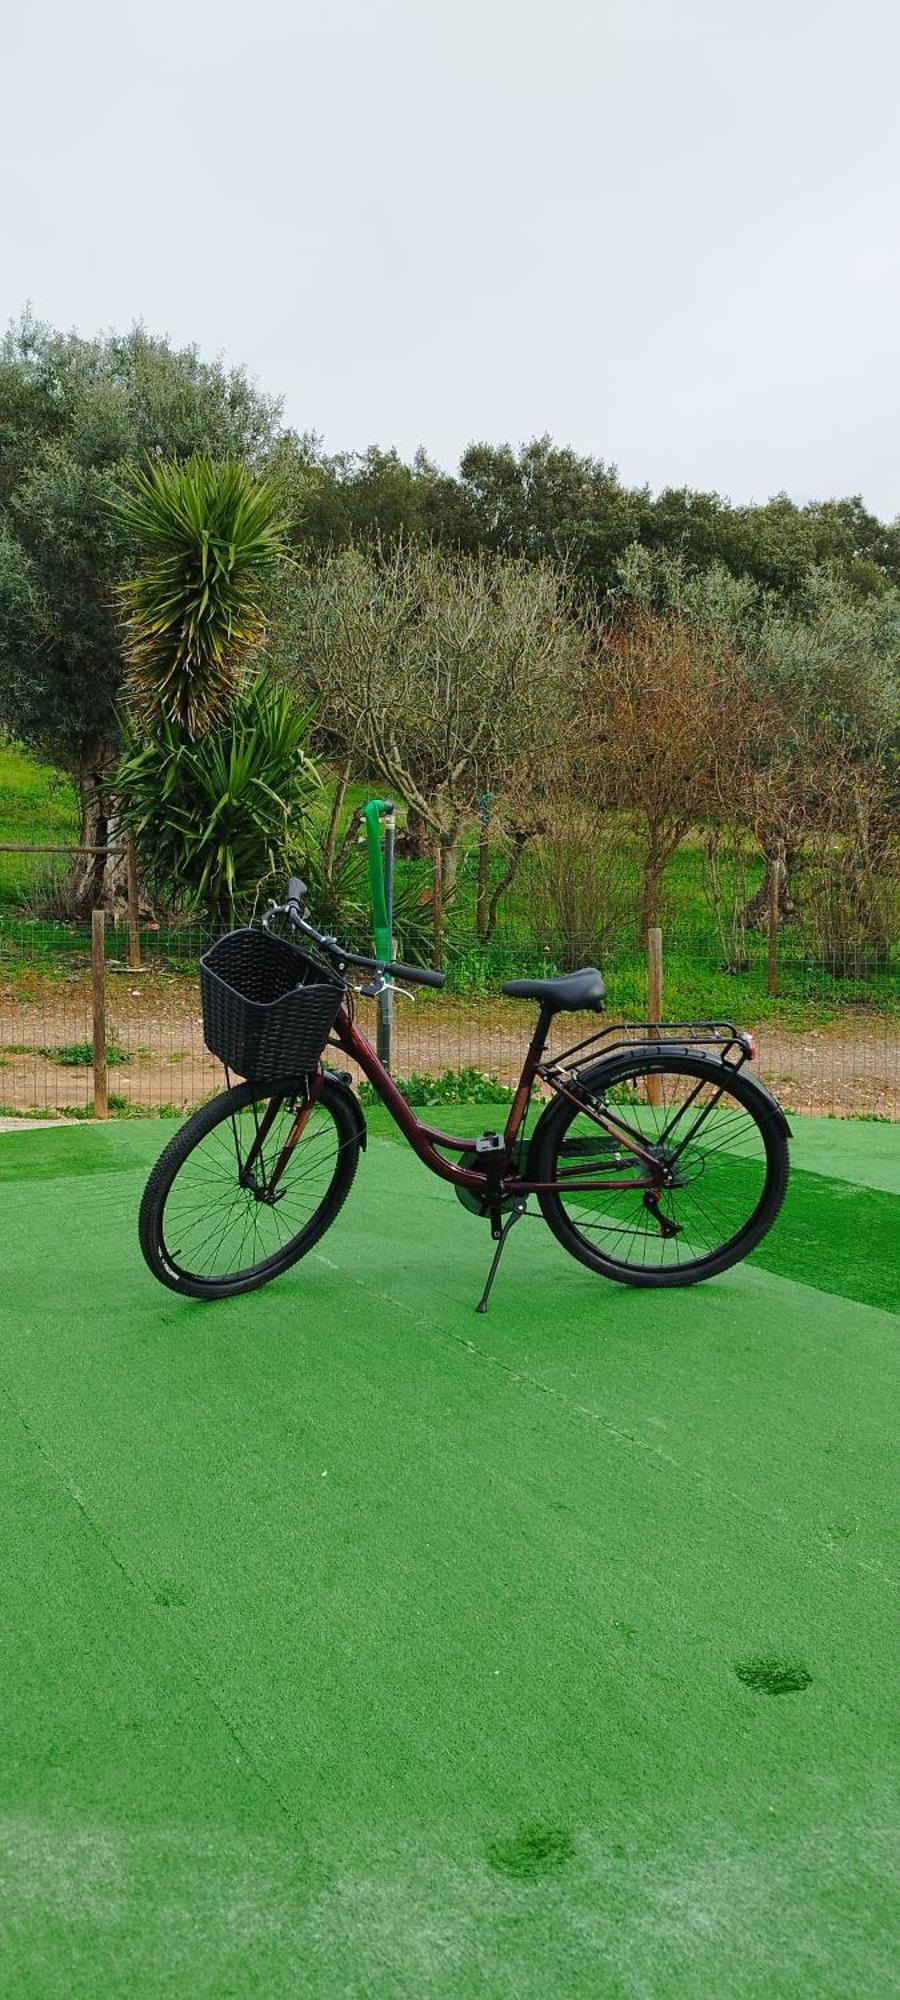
[{"xmin": 0, "ymin": 1114, "xmax": 897, "ymax": 1998}]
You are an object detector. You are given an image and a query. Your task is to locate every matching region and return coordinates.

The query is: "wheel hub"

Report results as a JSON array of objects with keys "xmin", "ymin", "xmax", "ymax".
[
  {"xmin": 238, "ymin": 1167, "xmax": 287, "ymax": 1205},
  {"xmin": 643, "ymin": 1141, "xmax": 705, "ymax": 1190}
]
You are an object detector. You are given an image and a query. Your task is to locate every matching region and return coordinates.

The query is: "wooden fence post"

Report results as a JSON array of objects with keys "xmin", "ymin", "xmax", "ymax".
[
  {"xmin": 647, "ymin": 926, "xmax": 663, "ymax": 1108},
  {"xmin": 126, "ymin": 834, "xmax": 141, "ymax": 971},
  {"xmin": 91, "ymin": 909, "xmax": 108, "ymax": 1120}
]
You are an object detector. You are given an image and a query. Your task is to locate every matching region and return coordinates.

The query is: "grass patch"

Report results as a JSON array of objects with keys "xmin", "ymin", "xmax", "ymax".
[
  {"xmin": 108, "ymin": 1096, "xmax": 180, "ymax": 1118},
  {"xmin": 41, "ymin": 1041, "xmax": 132, "ymax": 1068},
  {"xmin": 358, "ymin": 1065, "xmax": 514, "ymax": 1107},
  {"xmin": 0, "ymin": 744, "xmax": 79, "ymax": 908},
  {"xmin": 0, "ymin": 1105, "xmax": 67, "ymax": 1121}
]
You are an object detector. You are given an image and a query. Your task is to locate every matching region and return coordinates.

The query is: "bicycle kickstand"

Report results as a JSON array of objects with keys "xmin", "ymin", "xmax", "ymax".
[{"xmin": 475, "ymin": 1198, "xmax": 528, "ymax": 1314}]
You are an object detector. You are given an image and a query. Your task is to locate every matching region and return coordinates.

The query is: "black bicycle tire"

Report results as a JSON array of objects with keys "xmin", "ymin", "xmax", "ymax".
[
  {"xmin": 531, "ymin": 1052, "xmax": 789, "ymax": 1287},
  {"xmin": 139, "ymin": 1075, "xmax": 361, "ymax": 1299}
]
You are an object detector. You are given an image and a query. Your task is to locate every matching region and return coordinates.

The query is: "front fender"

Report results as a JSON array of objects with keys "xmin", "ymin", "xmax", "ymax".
[{"xmin": 323, "ymin": 1066, "xmax": 368, "ymax": 1150}]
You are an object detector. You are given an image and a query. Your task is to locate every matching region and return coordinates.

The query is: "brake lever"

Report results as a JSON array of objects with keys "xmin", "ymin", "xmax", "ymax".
[{"xmin": 357, "ymin": 977, "xmax": 415, "ymax": 1003}]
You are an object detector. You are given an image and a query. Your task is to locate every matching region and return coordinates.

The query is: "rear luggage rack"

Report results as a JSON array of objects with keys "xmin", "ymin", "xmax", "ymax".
[{"xmin": 547, "ymin": 1019, "xmax": 754, "ymax": 1076}]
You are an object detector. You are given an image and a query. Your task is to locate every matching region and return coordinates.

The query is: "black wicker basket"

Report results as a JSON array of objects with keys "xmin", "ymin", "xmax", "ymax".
[{"xmin": 200, "ymin": 929, "xmax": 345, "ymax": 1078}]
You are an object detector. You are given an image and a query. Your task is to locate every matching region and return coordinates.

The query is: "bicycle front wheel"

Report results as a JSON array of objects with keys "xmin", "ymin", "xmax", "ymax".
[
  {"xmin": 531, "ymin": 1052, "xmax": 789, "ymax": 1287},
  {"xmin": 139, "ymin": 1075, "xmax": 362, "ymax": 1298}
]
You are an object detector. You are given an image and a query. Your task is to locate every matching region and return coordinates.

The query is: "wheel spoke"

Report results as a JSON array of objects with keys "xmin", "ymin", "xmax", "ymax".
[
  {"xmin": 157, "ymin": 1086, "xmax": 351, "ymax": 1286},
  {"xmin": 550, "ymin": 1059, "xmax": 776, "ymax": 1277}
]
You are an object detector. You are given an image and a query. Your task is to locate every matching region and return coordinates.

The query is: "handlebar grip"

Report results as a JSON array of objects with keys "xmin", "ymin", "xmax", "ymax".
[
  {"xmin": 389, "ymin": 960, "xmax": 446, "ymax": 989},
  {"xmin": 285, "ymin": 877, "xmax": 306, "ymax": 908}
]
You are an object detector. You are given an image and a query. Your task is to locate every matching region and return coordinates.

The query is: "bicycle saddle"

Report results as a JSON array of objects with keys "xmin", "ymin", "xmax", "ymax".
[{"xmin": 501, "ymin": 967, "xmax": 606, "ymax": 1013}]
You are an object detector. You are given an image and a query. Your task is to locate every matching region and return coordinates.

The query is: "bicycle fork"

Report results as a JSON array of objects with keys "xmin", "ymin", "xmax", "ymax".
[{"xmin": 239, "ymin": 1074, "xmax": 323, "ymax": 1202}]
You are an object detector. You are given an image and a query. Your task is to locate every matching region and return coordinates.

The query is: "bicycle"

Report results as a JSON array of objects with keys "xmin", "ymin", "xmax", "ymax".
[{"xmin": 139, "ymin": 877, "xmax": 791, "ymax": 1312}]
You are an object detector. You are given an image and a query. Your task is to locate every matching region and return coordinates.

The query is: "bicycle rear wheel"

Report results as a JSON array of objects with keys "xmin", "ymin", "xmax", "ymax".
[
  {"xmin": 139, "ymin": 1075, "xmax": 362, "ymax": 1298},
  {"xmin": 531, "ymin": 1052, "xmax": 789, "ymax": 1287}
]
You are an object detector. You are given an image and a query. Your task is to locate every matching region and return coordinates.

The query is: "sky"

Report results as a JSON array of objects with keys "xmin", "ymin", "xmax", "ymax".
[{"xmin": 4, "ymin": 0, "xmax": 900, "ymax": 518}]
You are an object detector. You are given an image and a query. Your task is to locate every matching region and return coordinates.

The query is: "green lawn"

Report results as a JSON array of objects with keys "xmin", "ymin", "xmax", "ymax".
[
  {"xmin": 0, "ymin": 745, "xmax": 79, "ymax": 909},
  {"xmin": 0, "ymin": 1112, "xmax": 896, "ymax": 1997}
]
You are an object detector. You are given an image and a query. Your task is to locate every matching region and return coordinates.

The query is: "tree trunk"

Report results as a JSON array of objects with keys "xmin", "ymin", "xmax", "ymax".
[
  {"xmin": 640, "ymin": 849, "xmax": 665, "ymax": 938},
  {"xmin": 475, "ymin": 829, "xmax": 490, "ymax": 942},
  {"xmin": 64, "ymin": 739, "xmax": 123, "ymax": 914},
  {"xmin": 430, "ymin": 830, "xmax": 462, "ymax": 969},
  {"xmin": 743, "ymin": 844, "xmax": 798, "ymax": 931},
  {"xmin": 323, "ymin": 762, "xmax": 351, "ymax": 878},
  {"xmin": 441, "ymin": 832, "xmax": 459, "ymax": 902},
  {"xmin": 398, "ymin": 806, "xmax": 431, "ymax": 861},
  {"xmin": 484, "ymin": 829, "xmax": 530, "ymax": 944},
  {"xmin": 431, "ymin": 841, "xmax": 444, "ymax": 969}
]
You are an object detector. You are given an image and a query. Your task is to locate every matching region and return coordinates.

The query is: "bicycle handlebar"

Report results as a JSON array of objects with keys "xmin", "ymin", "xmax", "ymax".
[
  {"xmin": 269, "ymin": 890, "xmax": 447, "ymax": 990},
  {"xmin": 342, "ymin": 948, "xmax": 446, "ymax": 990}
]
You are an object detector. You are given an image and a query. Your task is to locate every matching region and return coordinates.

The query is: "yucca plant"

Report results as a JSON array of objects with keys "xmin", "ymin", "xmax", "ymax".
[
  {"xmin": 116, "ymin": 679, "xmax": 319, "ymax": 927},
  {"xmin": 114, "ymin": 457, "xmax": 289, "ymax": 735}
]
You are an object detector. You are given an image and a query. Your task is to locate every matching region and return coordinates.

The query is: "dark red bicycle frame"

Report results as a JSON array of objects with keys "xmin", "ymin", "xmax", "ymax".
[{"xmin": 329, "ymin": 999, "xmax": 657, "ymax": 1201}]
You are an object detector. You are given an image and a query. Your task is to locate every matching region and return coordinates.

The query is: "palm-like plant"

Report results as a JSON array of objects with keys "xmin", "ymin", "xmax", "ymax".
[
  {"xmin": 114, "ymin": 456, "xmax": 289, "ymax": 735},
  {"xmin": 116, "ymin": 678, "xmax": 318, "ymax": 927}
]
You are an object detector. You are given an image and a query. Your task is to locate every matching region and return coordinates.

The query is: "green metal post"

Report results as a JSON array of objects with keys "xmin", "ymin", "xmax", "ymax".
[{"xmin": 363, "ymin": 798, "xmax": 395, "ymax": 1068}]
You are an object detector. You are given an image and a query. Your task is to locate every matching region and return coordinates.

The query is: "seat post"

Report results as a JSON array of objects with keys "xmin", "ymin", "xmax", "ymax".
[
  {"xmin": 532, "ymin": 1004, "xmax": 553, "ymax": 1061},
  {"xmin": 503, "ymin": 1004, "xmax": 553, "ymax": 1150}
]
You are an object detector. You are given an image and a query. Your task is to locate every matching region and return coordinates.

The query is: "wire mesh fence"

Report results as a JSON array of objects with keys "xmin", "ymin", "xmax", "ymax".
[{"xmin": 0, "ymin": 910, "xmax": 897, "ymax": 1121}]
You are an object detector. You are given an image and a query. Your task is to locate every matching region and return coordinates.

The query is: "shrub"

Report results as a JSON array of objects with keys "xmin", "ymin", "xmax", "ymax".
[
  {"xmin": 114, "ymin": 456, "xmax": 289, "ymax": 735},
  {"xmin": 358, "ymin": 1065, "xmax": 513, "ymax": 1107},
  {"xmin": 117, "ymin": 678, "xmax": 318, "ymax": 927}
]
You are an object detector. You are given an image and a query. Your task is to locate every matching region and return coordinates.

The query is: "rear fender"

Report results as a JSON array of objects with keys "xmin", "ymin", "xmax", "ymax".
[
  {"xmin": 736, "ymin": 1072, "xmax": 792, "ymax": 1138},
  {"xmin": 533, "ymin": 1045, "xmax": 792, "ymax": 1150}
]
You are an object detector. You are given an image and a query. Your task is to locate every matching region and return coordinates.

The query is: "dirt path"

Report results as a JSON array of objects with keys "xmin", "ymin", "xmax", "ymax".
[{"xmin": 1, "ymin": 972, "xmax": 897, "ymax": 1118}]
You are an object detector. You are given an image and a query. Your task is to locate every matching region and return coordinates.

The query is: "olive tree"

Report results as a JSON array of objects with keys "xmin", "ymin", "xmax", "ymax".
[
  {"xmin": 613, "ymin": 545, "xmax": 900, "ymax": 929},
  {"xmin": 277, "ymin": 540, "xmax": 587, "ymax": 962}
]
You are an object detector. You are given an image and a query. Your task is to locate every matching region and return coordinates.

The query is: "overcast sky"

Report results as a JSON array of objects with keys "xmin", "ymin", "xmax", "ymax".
[{"xmin": 4, "ymin": 0, "xmax": 899, "ymax": 517}]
